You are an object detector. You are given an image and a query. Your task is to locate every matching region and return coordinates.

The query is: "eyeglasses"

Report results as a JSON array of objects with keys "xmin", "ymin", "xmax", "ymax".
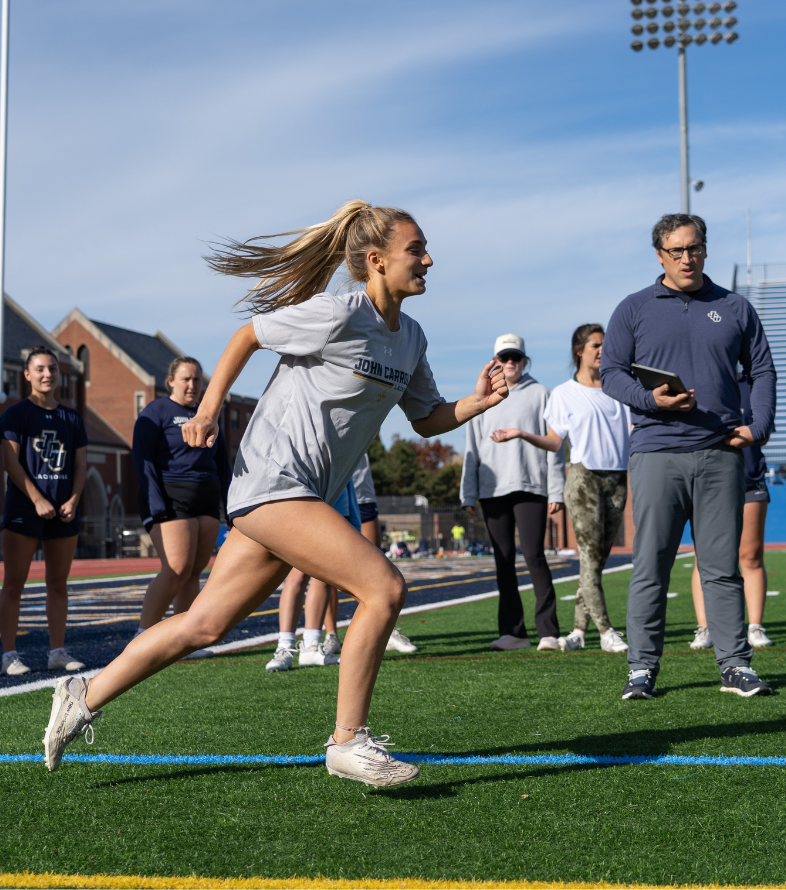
[
  {"xmin": 497, "ymin": 352, "xmax": 524, "ymax": 363},
  {"xmin": 658, "ymin": 243, "xmax": 705, "ymax": 260}
]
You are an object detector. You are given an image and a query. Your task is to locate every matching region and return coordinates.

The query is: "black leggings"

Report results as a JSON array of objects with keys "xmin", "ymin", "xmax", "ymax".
[{"xmin": 480, "ymin": 491, "xmax": 560, "ymax": 640}]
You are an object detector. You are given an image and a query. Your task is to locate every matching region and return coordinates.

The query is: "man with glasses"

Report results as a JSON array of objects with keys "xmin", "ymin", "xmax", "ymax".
[{"xmin": 601, "ymin": 213, "xmax": 776, "ymax": 699}]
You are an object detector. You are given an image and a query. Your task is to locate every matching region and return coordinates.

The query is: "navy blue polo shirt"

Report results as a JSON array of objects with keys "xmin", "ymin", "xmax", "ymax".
[{"xmin": 601, "ymin": 274, "xmax": 776, "ymax": 453}]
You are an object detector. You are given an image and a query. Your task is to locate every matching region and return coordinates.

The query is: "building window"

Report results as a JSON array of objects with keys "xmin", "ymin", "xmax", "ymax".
[
  {"xmin": 135, "ymin": 392, "xmax": 146, "ymax": 417},
  {"xmin": 246, "ymin": 410, "xmax": 253, "ymax": 427},
  {"xmin": 3, "ymin": 366, "xmax": 18, "ymax": 397},
  {"xmin": 61, "ymin": 372, "xmax": 70, "ymax": 400},
  {"xmin": 230, "ymin": 409, "xmax": 239, "ymax": 430},
  {"xmin": 77, "ymin": 345, "xmax": 90, "ymax": 383}
]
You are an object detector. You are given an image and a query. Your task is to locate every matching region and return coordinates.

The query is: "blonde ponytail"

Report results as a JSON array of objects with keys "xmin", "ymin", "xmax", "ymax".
[{"xmin": 205, "ymin": 200, "xmax": 416, "ymax": 314}]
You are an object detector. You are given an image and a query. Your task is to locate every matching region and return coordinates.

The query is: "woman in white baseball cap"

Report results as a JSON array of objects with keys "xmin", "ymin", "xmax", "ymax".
[{"xmin": 460, "ymin": 334, "xmax": 566, "ymax": 651}]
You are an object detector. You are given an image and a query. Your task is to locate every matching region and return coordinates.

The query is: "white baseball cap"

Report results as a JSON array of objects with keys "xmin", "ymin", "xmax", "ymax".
[{"xmin": 494, "ymin": 333, "xmax": 526, "ymax": 357}]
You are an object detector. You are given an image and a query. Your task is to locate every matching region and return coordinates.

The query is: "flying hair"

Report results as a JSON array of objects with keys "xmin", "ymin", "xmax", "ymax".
[{"xmin": 204, "ymin": 200, "xmax": 417, "ymax": 314}]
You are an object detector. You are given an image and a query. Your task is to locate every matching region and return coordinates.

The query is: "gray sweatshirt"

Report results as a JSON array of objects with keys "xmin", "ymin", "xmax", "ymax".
[{"xmin": 460, "ymin": 374, "xmax": 566, "ymax": 506}]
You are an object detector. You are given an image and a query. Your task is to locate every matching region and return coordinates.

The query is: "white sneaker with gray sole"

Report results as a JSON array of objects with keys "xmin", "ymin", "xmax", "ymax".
[
  {"xmin": 42, "ymin": 676, "xmax": 101, "ymax": 771},
  {"xmin": 266, "ymin": 647, "xmax": 295, "ymax": 672},
  {"xmin": 47, "ymin": 649, "xmax": 85, "ymax": 671},
  {"xmin": 1, "ymin": 652, "xmax": 31, "ymax": 675},
  {"xmin": 322, "ymin": 632, "xmax": 342, "ymax": 657},
  {"xmin": 298, "ymin": 640, "xmax": 340, "ymax": 667},
  {"xmin": 386, "ymin": 627, "xmax": 418, "ymax": 653},
  {"xmin": 324, "ymin": 726, "xmax": 420, "ymax": 787},
  {"xmin": 600, "ymin": 628, "xmax": 628, "ymax": 654},
  {"xmin": 558, "ymin": 631, "xmax": 585, "ymax": 652},
  {"xmin": 690, "ymin": 626, "xmax": 713, "ymax": 650},
  {"xmin": 748, "ymin": 625, "xmax": 773, "ymax": 648}
]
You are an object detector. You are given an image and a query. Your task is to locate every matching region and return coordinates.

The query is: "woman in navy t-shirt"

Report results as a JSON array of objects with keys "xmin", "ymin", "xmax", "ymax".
[
  {"xmin": 132, "ymin": 356, "xmax": 230, "ymax": 657},
  {"xmin": 0, "ymin": 346, "xmax": 88, "ymax": 676}
]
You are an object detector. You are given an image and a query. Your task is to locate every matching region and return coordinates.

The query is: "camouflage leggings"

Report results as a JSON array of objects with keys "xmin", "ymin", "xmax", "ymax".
[{"xmin": 563, "ymin": 463, "xmax": 628, "ymax": 633}]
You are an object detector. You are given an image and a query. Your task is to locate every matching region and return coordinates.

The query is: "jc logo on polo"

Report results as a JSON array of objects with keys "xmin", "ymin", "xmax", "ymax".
[
  {"xmin": 708, "ymin": 311, "xmax": 722, "ymax": 323},
  {"xmin": 32, "ymin": 429, "xmax": 67, "ymax": 472}
]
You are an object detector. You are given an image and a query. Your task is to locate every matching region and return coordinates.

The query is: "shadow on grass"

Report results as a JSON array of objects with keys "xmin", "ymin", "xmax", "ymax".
[{"xmin": 90, "ymin": 760, "xmax": 321, "ymax": 788}]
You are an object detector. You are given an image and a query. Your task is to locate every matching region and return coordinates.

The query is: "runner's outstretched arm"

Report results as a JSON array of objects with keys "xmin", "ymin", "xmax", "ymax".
[
  {"xmin": 182, "ymin": 323, "xmax": 260, "ymax": 448},
  {"xmin": 412, "ymin": 360, "xmax": 508, "ymax": 437}
]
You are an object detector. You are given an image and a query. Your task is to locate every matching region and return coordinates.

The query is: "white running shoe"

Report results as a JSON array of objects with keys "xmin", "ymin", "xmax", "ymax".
[
  {"xmin": 537, "ymin": 636, "xmax": 560, "ymax": 651},
  {"xmin": 490, "ymin": 634, "xmax": 531, "ymax": 651},
  {"xmin": 600, "ymin": 628, "xmax": 628, "ymax": 654},
  {"xmin": 298, "ymin": 640, "xmax": 340, "ymax": 667},
  {"xmin": 180, "ymin": 648, "xmax": 214, "ymax": 660},
  {"xmin": 748, "ymin": 624, "xmax": 773, "ymax": 648},
  {"xmin": 266, "ymin": 647, "xmax": 295, "ymax": 672},
  {"xmin": 690, "ymin": 626, "xmax": 713, "ymax": 650},
  {"xmin": 322, "ymin": 632, "xmax": 342, "ymax": 657},
  {"xmin": 1, "ymin": 652, "xmax": 31, "ymax": 675},
  {"xmin": 324, "ymin": 726, "xmax": 420, "ymax": 788},
  {"xmin": 386, "ymin": 627, "xmax": 418, "ymax": 653},
  {"xmin": 558, "ymin": 631, "xmax": 585, "ymax": 652},
  {"xmin": 42, "ymin": 676, "xmax": 101, "ymax": 771},
  {"xmin": 47, "ymin": 649, "xmax": 85, "ymax": 671}
]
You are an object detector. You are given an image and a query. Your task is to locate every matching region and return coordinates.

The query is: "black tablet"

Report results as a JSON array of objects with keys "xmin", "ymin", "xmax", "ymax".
[{"xmin": 631, "ymin": 363, "xmax": 687, "ymax": 394}]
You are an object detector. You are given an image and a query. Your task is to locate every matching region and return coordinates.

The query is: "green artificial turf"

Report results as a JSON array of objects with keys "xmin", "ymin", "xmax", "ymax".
[{"xmin": 2, "ymin": 553, "xmax": 786, "ymax": 885}]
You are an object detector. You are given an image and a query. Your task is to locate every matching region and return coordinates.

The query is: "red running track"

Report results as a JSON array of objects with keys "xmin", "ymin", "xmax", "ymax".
[{"xmin": 0, "ymin": 556, "xmax": 217, "ymax": 583}]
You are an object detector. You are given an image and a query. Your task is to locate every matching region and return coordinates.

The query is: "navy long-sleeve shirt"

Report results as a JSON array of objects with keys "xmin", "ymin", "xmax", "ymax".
[
  {"xmin": 601, "ymin": 274, "xmax": 776, "ymax": 453},
  {"xmin": 132, "ymin": 397, "xmax": 231, "ymax": 519}
]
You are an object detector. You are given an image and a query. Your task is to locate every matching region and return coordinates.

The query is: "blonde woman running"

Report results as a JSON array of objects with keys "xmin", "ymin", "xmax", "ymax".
[{"xmin": 43, "ymin": 201, "xmax": 509, "ymax": 788}]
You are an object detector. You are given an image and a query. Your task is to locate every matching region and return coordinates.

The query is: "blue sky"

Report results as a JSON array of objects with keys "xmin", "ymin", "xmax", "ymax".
[{"xmin": 5, "ymin": 0, "xmax": 786, "ymax": 451}]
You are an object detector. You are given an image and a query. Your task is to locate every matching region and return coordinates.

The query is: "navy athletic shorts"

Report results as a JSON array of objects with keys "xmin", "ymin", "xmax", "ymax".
[
  {"xmin": 358, "ymin": 502, "xmax": 379, "ymax": 523},
  {"xmin": 745, "ymin": 481, "xmax": 770, "ymax": 504},
  {"xmin": 2, "ymin": 511, "xmax": 79, "ymax": 540},
  {"xmin": 140, "ymin": 478, "xmax": 222, "ymax": 533}
]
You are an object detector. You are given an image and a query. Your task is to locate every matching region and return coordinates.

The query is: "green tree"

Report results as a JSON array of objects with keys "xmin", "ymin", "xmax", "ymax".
[{"xmin": 367, "ymin": 436, "xmax": 462, "ymax": 502}]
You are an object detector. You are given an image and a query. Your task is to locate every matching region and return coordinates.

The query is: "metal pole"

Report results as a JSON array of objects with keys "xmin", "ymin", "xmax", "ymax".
[
  {"xmin": 0, "ymin": 0, "xmax": 9, "ymax": 405},
  {"xmin": 678, "ymin": 45, "xmax": 690, "ymax": 214},
  {"xmin": 746, "ymin": 206, "xmax": 752, "ymax": 286}
]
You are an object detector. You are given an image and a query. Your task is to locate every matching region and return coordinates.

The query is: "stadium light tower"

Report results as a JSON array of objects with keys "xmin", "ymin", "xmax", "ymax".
[{"xmin": 629, "ymin": 1, "xmax": 739, "ymax": 213}]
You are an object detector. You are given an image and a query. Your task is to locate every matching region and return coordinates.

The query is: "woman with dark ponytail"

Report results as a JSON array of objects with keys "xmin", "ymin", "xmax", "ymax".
[{"xmin": 44, "ymin": 200, "xmax": 509, "ymax": 787}]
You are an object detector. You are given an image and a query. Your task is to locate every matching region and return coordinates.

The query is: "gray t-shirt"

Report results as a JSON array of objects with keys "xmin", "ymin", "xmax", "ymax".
[
  {"xmin": 351, "ymin": 453, "xmax": 377, "ymax": 505},
  {"xmin": 227, "ymin": 290, "xmax": 444, "ymax": 515}
]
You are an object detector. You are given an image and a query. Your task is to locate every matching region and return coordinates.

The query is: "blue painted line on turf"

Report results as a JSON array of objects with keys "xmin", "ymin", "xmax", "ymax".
[{"xmin": 3, "ymin": 752, "xmax": 786, "ymax": 767}]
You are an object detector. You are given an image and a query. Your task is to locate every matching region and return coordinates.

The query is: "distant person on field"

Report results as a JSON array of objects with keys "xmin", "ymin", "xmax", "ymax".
[
  {"xmin": 450, "ymin": 522, "xmax": 466, "ymax": 551},
  {"xmin": 691, "ymin": 371, "xmax": 772, "ymax": 650},
  {"xmin": 601, "ymin": 213, "xmax": 776, "ymax": 699},
  {"xmin": 501, "ymin": 324, "xmax": 630, "ymax": 655},
  {"xmin": 461, "ymin": 333, "xmax": 565, "ymax": 652},
  {"xmin": 0, "ymin": 346, "xmax": 87, "ymax": 676},
  {"xmin": 132, "ymin": 356, "xmax": 231, "ymax": 659}
]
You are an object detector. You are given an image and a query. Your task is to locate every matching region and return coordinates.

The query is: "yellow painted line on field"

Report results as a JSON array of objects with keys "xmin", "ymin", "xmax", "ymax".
[{"xmin": 3, "ymin": 876, "xmax": 785, "ymax": 890}]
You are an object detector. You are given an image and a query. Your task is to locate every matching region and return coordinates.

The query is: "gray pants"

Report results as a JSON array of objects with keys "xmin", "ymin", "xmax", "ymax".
[
  {"xmin": 564, "ymin": 463, "xmax": 628, "ymax": 634},
  {"xmin": 628, "ymin": 446, "xmax": 751, "ymax": 672}
]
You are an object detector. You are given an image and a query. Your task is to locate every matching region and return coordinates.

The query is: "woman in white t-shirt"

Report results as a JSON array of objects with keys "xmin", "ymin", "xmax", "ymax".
[
  {"xmin": 43, "ymin": 200, "xmax": 509, "ymax": 788},
  {"xmin": 491, "ymin": 324, "xmax": 630, "ymax": 654}
]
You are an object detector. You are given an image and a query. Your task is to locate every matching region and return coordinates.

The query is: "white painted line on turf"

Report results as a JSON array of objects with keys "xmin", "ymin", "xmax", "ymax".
[
  {"xmin": 767, "ymin": 590, "xmax": 780, "ymax": 596},
  {"xmin": 0, "ymin": 667, "xmax": 102, "ymax": 698},
  {"xmin": 1, "ymin": 560, "xmax": 643, "ymax": 696},
  {"xmin": 667, "ymin": 592, "xmax": 679, "ymax": 598}
]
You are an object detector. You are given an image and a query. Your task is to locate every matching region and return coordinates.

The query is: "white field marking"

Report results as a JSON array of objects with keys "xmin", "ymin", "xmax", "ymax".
[
  {"xmin": 0, "ymin": 559, "xmax": 651, "ymax": 697},
  {"xmin": 560, "ymin": 594, "xmax": 577, "ymax": 601},
  {"xmin": 766, "ymin": 591, "xmax": 780, "ymax": 596},
  {"xmin": 667, "ymin": 592, "xmax": 679, "ymax": 598}
]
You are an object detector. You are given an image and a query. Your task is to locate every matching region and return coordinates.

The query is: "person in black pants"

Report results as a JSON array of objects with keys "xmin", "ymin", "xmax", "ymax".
[{"xmin": 460, "ymin": 334, "xmax": 566, "ymax": 651}]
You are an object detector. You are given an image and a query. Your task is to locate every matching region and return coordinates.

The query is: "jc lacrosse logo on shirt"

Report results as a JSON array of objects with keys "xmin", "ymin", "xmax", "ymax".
[{"xmin": 32, "ymin": 430, "xmax": 67, "ymax": 474}]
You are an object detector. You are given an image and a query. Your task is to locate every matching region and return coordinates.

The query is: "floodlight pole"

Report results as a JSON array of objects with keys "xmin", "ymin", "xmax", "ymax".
[
  {"xmin": 678, "ymin": 45, "xmax": 690, "ymax": 215},
  {"xmin": 0, "ymin": 0, "xmax": 9, "ymax": 404}
]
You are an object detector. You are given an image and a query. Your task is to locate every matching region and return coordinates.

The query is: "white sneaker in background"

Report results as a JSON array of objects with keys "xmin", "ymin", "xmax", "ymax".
[
  {"xmin": 537, "ymin": 636, "xmax": 560, "ymax": 651},
  {"xmin": 558, "ymin": 630, "xmax": 585, "ymax": 652},
  {"xmin": 690, "ymin": 626, "xmax": 713, "ymax": 650},
  {"xmin": 490, "ymin": 634, "xmax": 531, "ymax": 651},
  {"xmin": 386, "ymin": 627, "xmax": 418, "ymax": 653},
  {"xmin": 298, "ymin": 640, "xmax": 340, "ymax": 667},
  {"xmin": 322, "ymin": 632, "xmax": 342, "ymax": 657},
  {"xmin": 1, "ymin": 652, "xmax": 31, "ymax": 676},
  {"xmin": 47, "ymin": 649, "xmax": 86, "ymax": 671},
  {"xmin": 265, "ymin": 647, "xmax": 295, "ymax": 672},
  {"xmin": 748, "ymin": 624, "xmax": 773, "ymax": 648},
  {"xmin": 42, "ymin": 676, "xmax": 101, "ymax": 771},
  {"xmin": 600, "ymin": 628, "xmax": 628, "ymax": 654},
  {"xmin": 325, "ymin": 726, "xmax": 420, "ymax": 787}
]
